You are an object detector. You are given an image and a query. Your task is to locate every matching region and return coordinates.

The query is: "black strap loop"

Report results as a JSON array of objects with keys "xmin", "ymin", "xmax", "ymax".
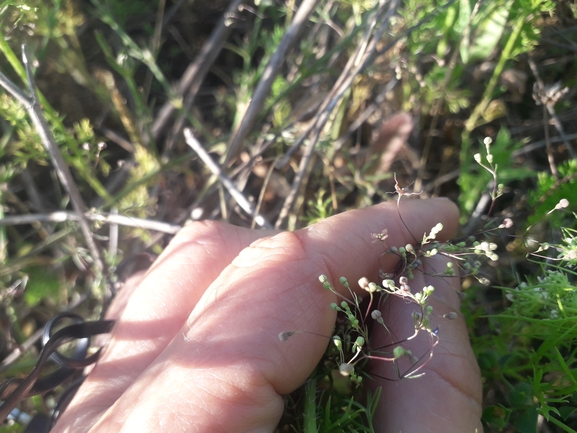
[{"xmin": 0, "ymin": 315, "xmax": 115, "ymax": 424}]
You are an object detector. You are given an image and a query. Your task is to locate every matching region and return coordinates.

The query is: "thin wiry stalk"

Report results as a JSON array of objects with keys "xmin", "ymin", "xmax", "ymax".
[
  {"xmin": 528, "ymin": 56, "xmax": 576, "ymax": 167},
  {"xmin": 462, "ymin": 5, "xmax": 527, "ymax": 153},
  {"xmin": 0, "ymin": 47, "xmax": 105, "ymax": 275},
  {"xmin": 414, "ymin": 0, "xmax": 482, "ymax": 193},
  {"xmin": 108, "ymin": 208, "xmax": 119, "ymax": 260},
  {"xmin": 224, "ymin": 0, "xmax": 321, "ymax": 164},
  {"xmin": 184, "ymin": 129, "xmax": 273, "ymax": 228},
  {"xmin": 0, "ymin": 211, "xmax": 182, "ymax": 234},
  {"xmin": 331, "ymin": 80, "xmax": 398, "ymax": 155},
  {"xmin": 142, "ymin": 0, "xmax": 167, "ymax": 105},
  {"xmin": 275, "ymin": 0, "xmax": 400, "ymax": 228},
  {"xmin": 151, "ymin": 0, "xmax": 245, "ymax": 143},
  {"xmin": 251, "ymin": 156, "xmax": 281, "ymax": 229},
  {"xmin": 512, "ymin": 133, "xmax": 577, "ymax": 158}
]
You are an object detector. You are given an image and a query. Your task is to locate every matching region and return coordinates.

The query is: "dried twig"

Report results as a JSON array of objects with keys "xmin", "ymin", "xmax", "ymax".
[
  {"xmin": 512, "ymin": 133, "xmax": 577, "ymax": 157},
  {"xmin": 0, "ymin": 47, "xmax": 105, "ymax": 274},
  {"xmin": 529, "ymin": 57, "xmax": 575, "ymax": 178},
  {"xmin": 224, "ymin": 0, "xmax": 320, "ymax": 164},
  {"xmin": 274, "ymin": 0, "xmax": 459, "ymax": 228},
  {"xmin": 275, "ymin": 0, "xmax": 400, "ymax": 228},
  {"xmin": 184, "ymin": 129, "xmax": 273, "ymax": 229},
  {"xmin": 151, "ymin": 0, "xmax": 245, "ymax": 144},
  {"xmin": 331, "ymin": 79, "xmax": 397, "ymax": 154},
  {"xmin": 0, "ymin": 211, "xmax": 182, "ymax": 234},
  {"xmin": 414, "ymin": 0, "xmax": 481, "ymax": 192}
]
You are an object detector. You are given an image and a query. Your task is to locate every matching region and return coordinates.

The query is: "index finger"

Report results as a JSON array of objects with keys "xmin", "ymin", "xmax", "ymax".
[{"xmin": 84, "ymin": 198, "xmax": 459, "ymax": 432}]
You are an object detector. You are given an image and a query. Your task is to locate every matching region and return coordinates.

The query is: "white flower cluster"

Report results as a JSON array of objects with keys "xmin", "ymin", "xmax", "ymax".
[{"xmin": 473, "ymin": 241, "xmax": 498, "ymax": 261}]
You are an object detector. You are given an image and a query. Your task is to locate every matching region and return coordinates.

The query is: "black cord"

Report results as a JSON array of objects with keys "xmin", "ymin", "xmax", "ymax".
[{"xmin": 0, "ymin": 314, "xmax": 115, "ymax": 426}]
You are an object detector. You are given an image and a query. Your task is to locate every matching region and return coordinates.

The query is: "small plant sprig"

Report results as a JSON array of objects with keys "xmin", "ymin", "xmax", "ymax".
[
  {"xmin": 289, "ymin": 175, "xmax": 513, "ymax": 387},
  {"xmin": 381, "ymin": 218, "xmax": 510, "ymax": 289},
  {"xmin": 314, "ymin": 273, "xmax": 443, "ymax": 385},
  {"xmin": 474, "ymin": 136, "xmax": 504, "ymax": 216},
  {"xmin": 383, "ymin": 173, "xmax": 510, "ymax": 288}
]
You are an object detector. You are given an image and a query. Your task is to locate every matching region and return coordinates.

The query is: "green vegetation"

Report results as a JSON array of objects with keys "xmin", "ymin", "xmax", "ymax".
[{"xmin": 1, "ymin": 0, "xmax": 576, "ymax": 431}]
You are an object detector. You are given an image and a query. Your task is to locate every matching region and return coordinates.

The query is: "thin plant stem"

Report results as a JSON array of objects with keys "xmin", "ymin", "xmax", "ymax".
[
  {"xmin": 0, "ymin": 211, "xmax": 182, "ymax": 234},
  {"xmin": 415, "ymin": 0, "xmax": 482, "ymax": 193},
  {"xmin": 0, "ymin": 46, "xmax": 105, "ymax": 275},
  {"xmin": 251, "ymin": 156, "xmax": 281, "ymax": 229},
  {"xmin": 183, "ymin": 129, "xmax": 273, "ymax": 229},
  {"xmin": 5, "ymin": 44, "xmax": 112, "ymax": 203},
  {"xmin": 225, "ymin": 0, "xmax": 320, "ymax": 164},
  {"xmin": 157, "ymin": 0, "xmax": 245, "ymax": 149},
  {"xmin": 462, "ymin": 8, "xmax": 528, "ymax": 143},
  {"xmin": 0, "ymin": 32, "xmax": 26, "ymax": 84},
  {"xmin": 143, "ymin": 0, "xmax": 167, "ymax": 104},
  {"xmin": 275, "ymin": 0, "xmax": 399, "ymax": 228}
]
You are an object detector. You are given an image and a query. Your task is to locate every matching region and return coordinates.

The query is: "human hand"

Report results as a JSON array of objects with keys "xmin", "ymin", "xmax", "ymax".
[{"xmin": 53, "ymin": 198, "xmax": 482, "ymax": 432}]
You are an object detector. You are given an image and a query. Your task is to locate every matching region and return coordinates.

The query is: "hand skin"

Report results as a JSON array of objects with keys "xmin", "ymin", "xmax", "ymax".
[{"xmin": 53, "ymin": 198, "xmax": 482, "ymax": 433}]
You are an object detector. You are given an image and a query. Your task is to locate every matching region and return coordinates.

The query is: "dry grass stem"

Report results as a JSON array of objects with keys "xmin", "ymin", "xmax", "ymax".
[{"xmin": 184, "ymin": 128, "xmax": 273, "ymax": 228}]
